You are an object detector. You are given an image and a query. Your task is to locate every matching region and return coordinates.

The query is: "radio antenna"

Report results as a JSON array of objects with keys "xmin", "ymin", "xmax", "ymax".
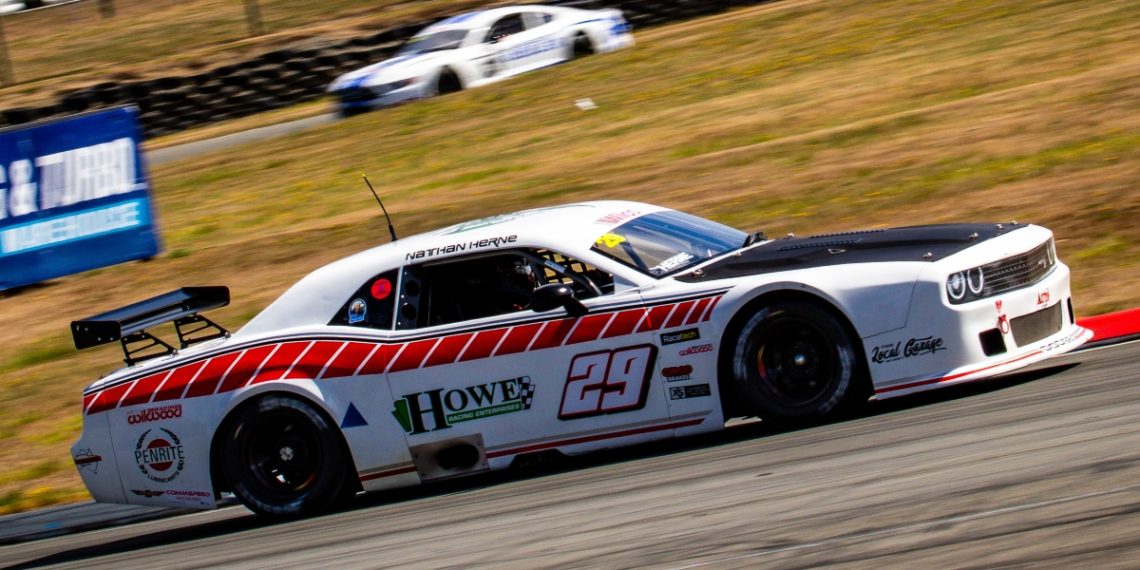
[{"xmin": 363, "ymin": 174, "xmax": 398, "ymax": 242}]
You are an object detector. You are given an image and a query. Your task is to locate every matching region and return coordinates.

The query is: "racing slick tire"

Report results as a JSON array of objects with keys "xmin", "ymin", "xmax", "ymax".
[
  {"xmin": 221, "ymin": 395, "xmax": 352, "ymax": 517},
  {"xmin": 436, "ymin": 68, "xmax": 463, "ymax": 95},
  {"xmin": 728, "ymin": 300, "xmax": 868, "ymax": 425},
  {"xmin": 571, "ymin": 32, "xmax": 595, "ymax": 58}
]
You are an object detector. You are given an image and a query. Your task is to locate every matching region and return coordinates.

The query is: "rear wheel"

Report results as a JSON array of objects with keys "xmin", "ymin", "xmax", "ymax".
[
  {"xmin": 222, "ymin": 395, "xmax": 351, "ymax": 517},
  {"xmin": 728, "ymin": 301, "xmax": 867, "ymax": 424}
]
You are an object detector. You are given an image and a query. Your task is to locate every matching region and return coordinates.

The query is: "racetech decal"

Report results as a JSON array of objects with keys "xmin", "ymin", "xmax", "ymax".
[{"xmin": 82, "ymin": 294, "xmax": 724, "ymax": 416}]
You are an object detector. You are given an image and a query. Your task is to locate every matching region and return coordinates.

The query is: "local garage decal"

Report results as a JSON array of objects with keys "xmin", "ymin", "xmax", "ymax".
[
  {"xmin": 870, "ymin": 336, "xmax": 947, "ymax": 364},
  {"xmin": 393, "ymin": 377, "xmax": 535, "ymax": 434},
  {"xmin": 134, "ymin": 427, "xmax": 184, "ymax": 483}
]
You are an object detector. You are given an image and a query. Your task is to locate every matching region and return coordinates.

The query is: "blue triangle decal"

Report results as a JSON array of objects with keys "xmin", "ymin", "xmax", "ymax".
[{"xmin": 341, "ymin": 403, "xmax": 368, "ymax": 428}]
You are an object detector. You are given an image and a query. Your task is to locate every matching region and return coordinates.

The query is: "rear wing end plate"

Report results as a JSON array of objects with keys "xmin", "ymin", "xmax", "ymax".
[{"xmin": 71, "ymin": 286, "xmax": 231, "ymax": 365}]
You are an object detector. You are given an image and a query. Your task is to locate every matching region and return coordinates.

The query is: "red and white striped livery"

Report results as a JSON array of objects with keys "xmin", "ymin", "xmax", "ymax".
[{"xmin": 71, "ymin": 200, "xmax": 1090, "ymax": 516}]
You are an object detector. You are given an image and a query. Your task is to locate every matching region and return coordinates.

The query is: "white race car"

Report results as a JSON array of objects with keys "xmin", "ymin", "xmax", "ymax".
[
  {"xmin": 327, "ymin": 5, "xmax": 633, "ymax": 115},
  {"xmin": 71, "ymin": 201, "xmax": 1090, "ymax": 516}
]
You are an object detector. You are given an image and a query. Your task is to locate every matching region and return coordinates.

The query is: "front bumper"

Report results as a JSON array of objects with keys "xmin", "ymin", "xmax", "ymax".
[
  {"xmin": 866, "ymin": 253, "xmax": 1090, "ymax": 398},
  {"xmin": 335, "ymin": 81, "xmax": 426, "ymax": 113}
]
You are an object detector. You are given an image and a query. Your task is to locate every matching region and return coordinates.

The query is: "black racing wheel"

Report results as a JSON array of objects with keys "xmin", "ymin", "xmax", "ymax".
[
  {"xmin": 728, "ymin": 301, "xmax": 868, "ymax": 424},
  {"xmin": 222, "ymin": 395, "xmax": 353, "ymax": 517}
]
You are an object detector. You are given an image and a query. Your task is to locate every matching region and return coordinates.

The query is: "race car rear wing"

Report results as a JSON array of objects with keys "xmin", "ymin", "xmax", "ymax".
[{"xmin": 71, "ymin": 286, "xmax": 230, "ymax": 366}]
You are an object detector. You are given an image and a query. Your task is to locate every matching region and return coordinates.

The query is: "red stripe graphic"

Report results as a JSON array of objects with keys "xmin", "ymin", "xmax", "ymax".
[
  {"xmin": 487, "ymin": 418, "xmax": 704, "ymax": 458},
  {"xmin": 283, "ymin": 341, "xmax": 342, "ymax": 380},
  {"xmin": 566, "ymin": 313, "xmax": 614, "ymax": 345},
  {"xmin": 321, "ymin": 342, "xmax": 375, "ymax": 379},
  {"xmin": 217, "ymin": 345, "xmax": 277, "ymax": 394},
  {"xmin": 460, "ymin": 329, "xmax": 508, "ymax": 361},
  {"xmin": 358, "ymin": 343, "xmax": 399, "ymax": 376},
  {"xmin": 185, "ymin": 352, "xmax": 241, "ymax": 398},
  {"xmin": 87, "ymin": 382, "xmax": 133, "ymax": 415},
  {"xmin": 154, "ymin": 362, "xmax": 205, "ymax": 402},
  {"xmin": 603, "ymin": 308, "xmax": 647, "ymax": 339},
  {"xmin": 665, "ymin": 301, "xmax": 696, "ymax": 329},
  {"xmin": 389, "ymin": 338, "xmax": 438, "ymax": 372},
  {"xmin": 686, "ymin": 298, "xmax": 711, "ymax": 325},
  {"xmin": 494, "ymin": 324, "xmax": 543, "ymax": 356},
  {"xmin": 876, "ymin": 350, "xmax": 1043, "ymax": 395},
  {"xmin": 700, "ymin": 296, "xmax": 721, "ymax": 321},
  {"xmin": 250, "ymin": 341, "xmax": 310, "ymax": 385},
  {"xmin": 84, "ymin": 295, "xmax": 725, "ymax": 414},
  {"xmin": 120, "ymin": 371, "xmax": 170, "ymax": 407},
  {"xmin": 423, "ymin": 333, "xmax": 473, "ymax": 367},
  {"xmin": 532, "ymin": 318, "xmax": 576, "ymax": 349},
  {"xmin": 358, "ymin": 464, "xmax": 418, "ymax": 482},
  {"xmin": 637, "ymin": 304, "xmax": 675, "ymax": 333}
]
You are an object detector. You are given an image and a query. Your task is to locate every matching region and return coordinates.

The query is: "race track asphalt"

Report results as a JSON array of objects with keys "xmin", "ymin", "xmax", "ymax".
[{"xmin": 3, "ymin": 340, "xmax": 1136, "ymax": 569}]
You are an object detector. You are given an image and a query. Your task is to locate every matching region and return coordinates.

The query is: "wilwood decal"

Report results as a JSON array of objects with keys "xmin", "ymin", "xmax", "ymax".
[{"xmin": 127, "ymin": 404, "xmax": 182, "ymax": 425}]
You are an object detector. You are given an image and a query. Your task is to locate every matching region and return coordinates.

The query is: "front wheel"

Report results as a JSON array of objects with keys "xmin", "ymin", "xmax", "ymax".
[
  {"xmin": 221, "ymin": 395, "xmax": 352, "ymax": 517},
  {"xmin": 571, "ymin": 32, "xmax": 595, "ymax": 59},
  {"xmin": 728, "ymin": 301, "xmax": 867, "ymax": 424}
]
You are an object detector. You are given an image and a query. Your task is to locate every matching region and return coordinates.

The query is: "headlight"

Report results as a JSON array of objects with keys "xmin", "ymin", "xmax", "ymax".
[
  {"xmin": 945, "ymin": 238, "xmax": 1055, "ymax": 304},
  {"xmin": 384, "ymin": 78, "xmax": 415, "ymax": 90}
]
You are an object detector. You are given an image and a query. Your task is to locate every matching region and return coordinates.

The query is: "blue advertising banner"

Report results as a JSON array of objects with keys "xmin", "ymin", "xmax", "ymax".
[{"xmin": 0, "ymin": 106, "xmax": 159, "ymax": 290}]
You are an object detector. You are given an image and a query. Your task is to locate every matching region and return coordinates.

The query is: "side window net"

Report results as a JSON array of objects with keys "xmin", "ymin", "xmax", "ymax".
[{"xmin": 535, "ymin": 249, "xmax": 614, "ymax": 296}]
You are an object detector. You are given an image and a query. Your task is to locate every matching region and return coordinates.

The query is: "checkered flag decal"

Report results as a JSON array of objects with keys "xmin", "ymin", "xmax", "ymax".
[{"xmin": 520, "ymin": 376, "xmax": 535, "ymax": 409}]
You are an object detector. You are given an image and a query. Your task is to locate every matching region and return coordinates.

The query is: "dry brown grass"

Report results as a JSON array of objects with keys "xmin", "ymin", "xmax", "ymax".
[
  {"xmin": 0, "ymin": 0, "xmax": 506, "ymax": 107},
  {"xmin": 0, "ymin": 0, "xmax": 1136, "ymax": 512}
]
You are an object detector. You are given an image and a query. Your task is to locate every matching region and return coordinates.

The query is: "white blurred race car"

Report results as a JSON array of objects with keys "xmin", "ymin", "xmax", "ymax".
[
  {"xmin": 71, "ymin": 201, "xmax": 1089, "ymax": 516},
  {"xmin": 328, "ymin": 5, "xmax": 633, "ymax": 115}
]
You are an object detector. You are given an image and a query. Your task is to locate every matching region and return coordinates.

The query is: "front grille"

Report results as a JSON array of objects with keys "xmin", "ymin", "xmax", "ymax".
[
  {"xmin": 339, "ymin": 87, "xmax": 381, "ymax": 103},
  {"xmin": 980, "ymin": 239, "xmax": 1055, "ymax": 297},
  {"xmin": 1011, "ymin": 302, "xmax": 1063, "ymax": 347}
]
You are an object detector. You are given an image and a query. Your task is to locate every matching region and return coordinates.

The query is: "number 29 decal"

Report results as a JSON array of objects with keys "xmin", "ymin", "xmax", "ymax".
[{"xmin": 559, "ymin": 345, "xmax": 657, "ymax": 420}]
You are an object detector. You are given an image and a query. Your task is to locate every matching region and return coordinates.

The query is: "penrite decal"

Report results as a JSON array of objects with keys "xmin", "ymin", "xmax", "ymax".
[
  {"xmin": 669, "ymin": 384, "xmax": 712, "ymax": 400},
  {"xmin": 131, "ymin": 489, "xmax": 165, "ymax": 498},
  {"xmin": 871, "ymin": 336, "xmax": 947, "ymax": 364},
  {"xmin": 126, "ymin": 404, "xmax": 182, "ymax": 425},
  {"xmin": 660, "ymin": 328, "xmax": 700, "ymax": 346},
  {"xmin": 662, "ymin": 364, "xmax": 693, "ymax": 382},
  {"xmin": 393, "ymin": 376, "xmax": 534, "ymax": 434},
  {"xmin": 134, "ymin": 427, "xmax": 184, "ymax": 483}
]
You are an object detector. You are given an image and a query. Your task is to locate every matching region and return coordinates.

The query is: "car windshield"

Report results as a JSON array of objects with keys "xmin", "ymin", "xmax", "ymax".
[
  {"xmin": 398, "ymin": 29, "xmax": 469, "ymax": 56},
  {"xmin": 591, "ymin": 211, "xmax": 747, "ymax": 277}
]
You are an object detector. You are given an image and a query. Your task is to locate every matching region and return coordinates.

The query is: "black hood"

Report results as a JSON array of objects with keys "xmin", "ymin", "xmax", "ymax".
[{"xmin": 676, "ymin": 223, "xmax": 1025, "ymax": 283}]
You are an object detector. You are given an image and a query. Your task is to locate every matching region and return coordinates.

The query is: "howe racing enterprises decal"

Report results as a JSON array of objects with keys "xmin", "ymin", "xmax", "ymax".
[
  {"xmin": 393, "ymin": 376, "xmax": 535, "ymax": 434},
  {"xmin": 871, "ymin": 336, "xmax": 947, "ymax": 364},
  {"xmin": 134, "ymin": 427, "xmax": 184, "ymax": 483}
]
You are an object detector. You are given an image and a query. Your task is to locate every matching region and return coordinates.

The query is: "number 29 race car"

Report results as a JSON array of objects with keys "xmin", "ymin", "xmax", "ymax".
[
  {"xmin": 70, "ymin": 201, "xmax": 1090, "ymax": 516},
  {"xmin": 327, "ymin": 5, "xmax": 633, "ymax": 115}
]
